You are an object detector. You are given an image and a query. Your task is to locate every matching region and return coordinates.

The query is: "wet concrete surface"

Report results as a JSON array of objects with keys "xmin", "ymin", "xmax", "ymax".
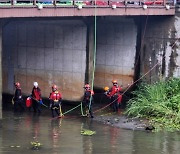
[{"xmin": 0, "ymin": 104, "xmax": 180, "ymax": 154}]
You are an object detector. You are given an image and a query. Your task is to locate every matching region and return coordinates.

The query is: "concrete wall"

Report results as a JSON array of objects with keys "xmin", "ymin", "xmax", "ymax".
[
  {"xmin": 141, "ymin": 11, "xmax": 180, "ymax": 82},
  {"xmin": 0, "ymin": 21, "xmax": 2, "ymax": 119},
  {"xmin": 2, "ymin": 14, "xmax": 180, "ymax": 104},
  {"xmin": 2, "ymin": 20, "xmax": 87, "ymax": 101},
  {"xmin": 95, "ymin": 17, "xmax": 137, "ymax": 88}
]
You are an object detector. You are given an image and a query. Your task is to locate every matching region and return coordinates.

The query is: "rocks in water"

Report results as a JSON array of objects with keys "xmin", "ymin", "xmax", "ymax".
[
  {"xmin": 145, "ymin": 125, "xmax": 155, "ymax": 131},
  {"xmin": 107, "ymin": 120, "xmax": 111, "ymax": 125},
  {"xmin": 114, "ymin": 118, "xmax": 119, "ymax": 123},
  {"xmin": 31, "ymin": 141, "xmax": 42, "ymax": 150}
]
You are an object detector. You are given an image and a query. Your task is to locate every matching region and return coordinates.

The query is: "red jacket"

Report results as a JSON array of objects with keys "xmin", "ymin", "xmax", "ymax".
[
  {"xmin": 109, "ymin": 85, "xmax": 122, "ymax": 104},
  {"xmin": 49, "ymin": 91, "xmax": 62, "ymax": 101},
  {"xmin": 32, "ymin": 87, "xmax": 41, "ymax": 101},
  {"xmin": 110, "ymin": 85, "xmax": 122, "ymax": 97}
]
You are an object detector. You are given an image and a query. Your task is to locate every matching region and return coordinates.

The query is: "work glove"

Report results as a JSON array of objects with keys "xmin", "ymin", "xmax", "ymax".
[
  {"xmin": 39, "ymin": 100, "xmax": 43, "ymax": 105},
  {"xmin": 104, "ymin": 92, "xmax": 108, "ymax": 95}
]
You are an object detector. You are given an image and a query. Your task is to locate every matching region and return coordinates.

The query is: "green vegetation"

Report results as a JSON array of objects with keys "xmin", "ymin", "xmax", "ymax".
[
  {"xmin": 31, "ymin": 141, "xmax": 42, "ymax": 150},
  {"xmin": 81, "ymin": 129, "xmax": 96, "ymax": 136},
  {"xmin": 125, "ymin": 78, "xmax": 180, "ymax": 132}
]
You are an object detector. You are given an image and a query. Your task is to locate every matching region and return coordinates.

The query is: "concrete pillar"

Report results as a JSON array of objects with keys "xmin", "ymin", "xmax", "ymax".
[
  {"xmin": 0, "ymin": 21, "xmax": 2, "ymax": 120},
  {"xmin": 140, "ymin": 15, "xmax": 180, "ymax": 82},
  {"xmin": 86, "ymin": 21, "xmax": 95, "ymax": 87}
]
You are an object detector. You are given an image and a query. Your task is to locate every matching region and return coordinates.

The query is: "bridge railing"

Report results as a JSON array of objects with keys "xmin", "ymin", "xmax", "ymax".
[{"xmin": 0, "ymin": 0, "xmax": 176, "ymax": 7}]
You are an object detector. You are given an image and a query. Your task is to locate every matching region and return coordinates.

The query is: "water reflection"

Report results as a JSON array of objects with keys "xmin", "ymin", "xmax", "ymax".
[
  {"xmin": 31, "ymin": 114, "xmax": 40, "ymax": 140},
  {"xmin": 50, "ymin": 119, "xmax": 62, "ymax": 149},
  {"xmin": 81, "ymin": 119, "xmax": 93, "ymax": 154},
  {"xmin": 0, "ymin": 111, "xmax": 180, "ymax": 154}
]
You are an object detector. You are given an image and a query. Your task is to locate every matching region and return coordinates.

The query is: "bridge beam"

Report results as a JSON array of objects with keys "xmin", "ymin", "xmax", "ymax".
[{"xmin": 0, "ymin": 7, "xmax": 175, "ymax": 18}]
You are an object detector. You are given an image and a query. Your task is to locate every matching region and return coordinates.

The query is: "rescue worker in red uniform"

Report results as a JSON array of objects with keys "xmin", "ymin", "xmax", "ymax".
[
  {"xmin": 13, "ymin": 82, "xmax": 25, "ymax": 112},
  {"xmin": 49, "ymin": 85, "xmax": 62, "ymax": 118},
  {"xmin": 83, "ymin": 84, "xmax": 94, "ymax": 118},
  {"xmin": 105, "ymin": 80, "xmax": 122, "ymax": 112},
  {"xmin": 31, "ymin": 82, "xmax": 42, "ymax": 113}
]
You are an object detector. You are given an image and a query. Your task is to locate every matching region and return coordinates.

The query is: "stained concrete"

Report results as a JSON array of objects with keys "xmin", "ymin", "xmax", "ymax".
[
  {"xmin": 1, "ymin": 14, "xmax": 180, "ymax": 105},
  {"xmin": 95, "ymin": 17, "xmax": 136, "ymax": 88},
  {"xmin": 2, "ymin": 17, "xmax": 138, "ymax": 102},
  {"xmin": 141, "ymin": 13, "xmax": 180, "ymax": 82},
  {"xmin": 2, "ymin": 20, "xmax": 87, "ymax": 101}
]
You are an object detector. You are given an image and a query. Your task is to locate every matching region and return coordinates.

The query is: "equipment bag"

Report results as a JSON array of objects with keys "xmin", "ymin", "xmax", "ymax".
[{"xmin": 26, "ymin": 97, "xmax": 32, "ymax": 107}]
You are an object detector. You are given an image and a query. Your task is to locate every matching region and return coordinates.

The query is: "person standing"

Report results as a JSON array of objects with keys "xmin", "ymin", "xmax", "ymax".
[
  {"xmin": 82, "ymin": 84, "xmax": 94, "ymax": 118},
  {"xmin": 49, "ymin": 85, "xmax": 62, "ymax": 118},
  {"xmin": 31, "ymin": 82, "xmax": 42, "ymax": 113},
  {"xmin": 109, "ymin": 80, "xmax": 122, "ymax": 112},
  {"xmin": 13, "ymin": 82, "xmax": 25, "ymax": 112}
]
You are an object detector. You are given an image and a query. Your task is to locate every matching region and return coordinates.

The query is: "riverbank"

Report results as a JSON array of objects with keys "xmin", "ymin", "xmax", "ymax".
[{"xmin": 93, "ymin": 110, "xmax": 151, "ymax": 131}]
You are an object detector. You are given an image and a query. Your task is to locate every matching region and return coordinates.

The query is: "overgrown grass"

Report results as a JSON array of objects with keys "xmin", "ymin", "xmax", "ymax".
[{"xmin": 125, "ymin": 78, "xmax": 180, "ymax": 132}]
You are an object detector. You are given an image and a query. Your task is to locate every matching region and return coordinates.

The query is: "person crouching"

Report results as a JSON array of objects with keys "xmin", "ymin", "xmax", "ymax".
[{"xmin": 49, "ymin": 85, "xmax": 62, "ymax": 118}]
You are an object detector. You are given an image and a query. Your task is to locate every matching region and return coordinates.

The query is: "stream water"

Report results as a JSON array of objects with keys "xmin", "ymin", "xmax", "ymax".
[{"xmin": 0, "ymin": 109, "xmax": 180, "ymax": 154}]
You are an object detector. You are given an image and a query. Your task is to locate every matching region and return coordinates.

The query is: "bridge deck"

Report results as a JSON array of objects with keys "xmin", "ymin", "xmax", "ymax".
[{"xmin": 0, "ymin": 0, "xmax": 176, "ymax": 18}]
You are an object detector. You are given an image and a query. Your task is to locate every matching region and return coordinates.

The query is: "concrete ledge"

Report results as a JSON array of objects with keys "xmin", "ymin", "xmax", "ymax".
[{"xmin": 0, "ymin": 7, "xmax": 175, "ymax": 18}]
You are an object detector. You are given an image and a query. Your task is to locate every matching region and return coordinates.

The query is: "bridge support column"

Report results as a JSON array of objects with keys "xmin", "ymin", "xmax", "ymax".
[{"xmin": 86, "ymin": 20, "xmax": 95, "ymax": 86}]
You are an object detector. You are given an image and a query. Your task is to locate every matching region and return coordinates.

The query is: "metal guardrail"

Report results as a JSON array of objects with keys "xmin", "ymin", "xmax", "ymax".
[{"xmin": 0, "ymin": 0, "xmax": 176, "ymax": 6}]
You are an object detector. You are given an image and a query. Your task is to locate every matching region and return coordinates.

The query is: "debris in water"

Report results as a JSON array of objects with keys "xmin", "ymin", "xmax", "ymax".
[
  {"xmin": 10, "ymin": 145, "xmax": 21, "ymax": 148},
  {"xmin": 81, "ymin": 129, "xmax": 96, "ymax": 136},
  {"xmin": 30, "ymin": 141, "xmax": 42, "ymax": 150},
  {"xmin": 114, "ymin": 118, "xmax": 119, "ymax": 122}
]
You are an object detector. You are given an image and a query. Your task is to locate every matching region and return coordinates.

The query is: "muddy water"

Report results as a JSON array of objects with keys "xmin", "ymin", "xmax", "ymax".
[{"xmin": 0, "ymin": 110, "xmax": 180, "ymax": 154}]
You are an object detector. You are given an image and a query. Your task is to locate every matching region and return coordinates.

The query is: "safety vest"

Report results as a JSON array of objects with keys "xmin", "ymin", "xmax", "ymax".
[
  {"xmin": 110, "ymin": 85, "xmax": 122, "ymax": 97},
  {"xmin": 49, "ymin": 91, "xmax": 62, "ymax": 102}
]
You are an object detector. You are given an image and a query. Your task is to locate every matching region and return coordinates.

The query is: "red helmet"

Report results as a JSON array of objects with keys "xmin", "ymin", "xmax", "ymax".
[
  {"xmin": 84, "ymin": 84, "xmax": 90, "ymax": 89},
  {"xmin": 112, "ymin": 80, "xmax": 118, "ymax": 84},
  {"xmin": 15, "ymin": 82, "xmax": 20, "ymax": 88},
  {"xmin": 52, "ymin": 84, "xmax": 57, "ymax": 90}
]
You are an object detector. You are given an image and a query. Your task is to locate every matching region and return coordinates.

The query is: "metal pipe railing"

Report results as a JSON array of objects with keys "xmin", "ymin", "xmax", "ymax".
[{"xmin": 0, "ymin": 0, "xmax": 176, "ymax": 6}]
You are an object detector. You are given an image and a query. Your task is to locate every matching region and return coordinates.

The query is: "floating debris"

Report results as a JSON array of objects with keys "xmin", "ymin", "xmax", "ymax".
[
  {"xmin": 114, "ymin": 118, "xmax": 119, "ymax": 123},
  {"xmin": 81, "ymin": 129, "xmax": 96, "ymax": 136},
  {"xmin": 30, "ymin": 141, "xmax": 42, "ymax": 150},
  {"xmin": 10, "ymin": 145, "xmax": 21, "ymax": 148}
]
